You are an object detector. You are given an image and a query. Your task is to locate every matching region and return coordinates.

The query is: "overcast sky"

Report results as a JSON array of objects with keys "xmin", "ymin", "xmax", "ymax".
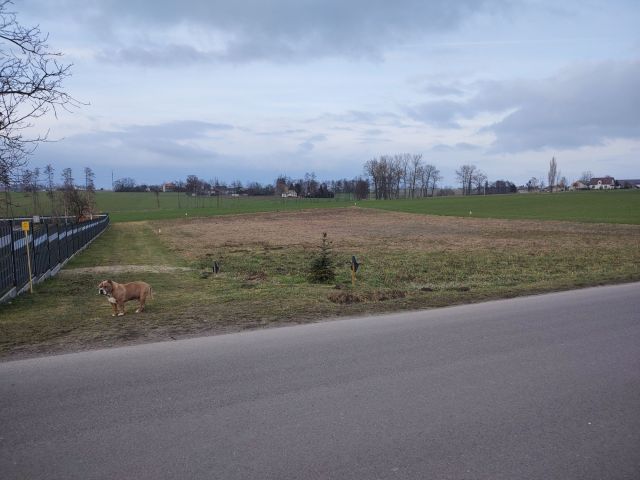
[{"xmin": 18, "ymin": 0, "xmax": 640, "ymax": 188}]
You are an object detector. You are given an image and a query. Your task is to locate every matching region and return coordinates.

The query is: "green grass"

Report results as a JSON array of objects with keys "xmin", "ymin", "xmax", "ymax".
[
  {"xmin": 362, "ymin": 190, "xmax": 640, "ymax": 224},
  {"xmin": 4, "ymin": 191, "xmax": 354, "ymax": 222},
  {"xmin": 6, "ymin": 189, "xmax": 639, "ymax": 224}
]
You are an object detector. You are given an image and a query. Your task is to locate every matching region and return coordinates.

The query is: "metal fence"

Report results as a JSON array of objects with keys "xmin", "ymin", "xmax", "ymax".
[{"xmin": 0, "ymin": 215, "xmax": 109, "ymax": 303}]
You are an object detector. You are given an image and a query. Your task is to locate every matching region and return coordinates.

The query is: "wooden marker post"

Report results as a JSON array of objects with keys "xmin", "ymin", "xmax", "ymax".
[
  {"xmin": 350, "ymin": 255, "xmax": 359, "ymax": 287},
  {"xmin": 22, "ymin": 221, "xmax": 33, "ymax": 293}
]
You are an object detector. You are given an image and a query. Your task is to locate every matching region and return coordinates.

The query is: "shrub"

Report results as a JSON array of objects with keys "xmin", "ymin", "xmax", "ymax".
[{"xmin": 309, "ymin": 232, "xmax": 336, "ymax": 283}]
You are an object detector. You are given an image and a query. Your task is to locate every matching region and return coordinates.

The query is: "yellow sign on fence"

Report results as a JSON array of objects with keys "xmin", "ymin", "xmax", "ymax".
[{"xmin": 21, "ymin": 221, "xmax": 30, "ymax": 232}]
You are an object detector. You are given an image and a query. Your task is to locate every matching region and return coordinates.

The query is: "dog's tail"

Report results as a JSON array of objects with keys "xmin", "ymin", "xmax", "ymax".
[{"xmin": 148, "ymin": 286, "xmax": 154, "ymax": 300}]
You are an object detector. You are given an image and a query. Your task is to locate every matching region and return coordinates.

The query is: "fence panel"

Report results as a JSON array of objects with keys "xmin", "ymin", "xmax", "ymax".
[
  {"xmin": 33, "ymin": 223, "xmax": 49, "ymax": 277},
  {"xmin": 47, "ymin": 223, "xmax": 59, "ymax": 268},
  {"xmin": 12, "ymin": 227, "xmax": 30, "ymax": 290},
  {"xmin": 0, "ymin": 221, "xmax": 13, "ymax": 298},
  {"xmin": 0, "ymin": 215, "xmax": 109, "ymax": 302}
]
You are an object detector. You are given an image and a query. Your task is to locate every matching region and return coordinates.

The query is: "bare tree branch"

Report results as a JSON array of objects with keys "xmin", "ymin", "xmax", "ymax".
[{"xmin": 0, "ymin": 0, "xmax": 78, "ymax": 197}]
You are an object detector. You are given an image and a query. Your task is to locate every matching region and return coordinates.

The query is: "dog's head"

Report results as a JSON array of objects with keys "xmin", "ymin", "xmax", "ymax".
[{"xmin": 97, "ymin": 280, "xmax": 114, "ymax": 296}]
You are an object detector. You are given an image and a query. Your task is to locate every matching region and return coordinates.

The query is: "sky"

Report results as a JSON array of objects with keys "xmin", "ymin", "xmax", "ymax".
[{"xmin": 16, "ymin": 0, "xmax": 640, "ymax": 189}]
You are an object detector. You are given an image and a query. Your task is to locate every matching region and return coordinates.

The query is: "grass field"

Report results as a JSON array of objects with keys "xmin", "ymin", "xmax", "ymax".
[
  {"xmin": 2, "ymin": 207, "xmax": 639, "ymax": 359},
  {"xmin": 4, "ymin": 191, "xmax": 354, "ymax": 222},
  {"xmin": 363, "ymin": 190, "xmax": 640, "ymax": 224},
  {"xmin": 5, "ymin": 189, "xmax": 640, "ymax": 223}
]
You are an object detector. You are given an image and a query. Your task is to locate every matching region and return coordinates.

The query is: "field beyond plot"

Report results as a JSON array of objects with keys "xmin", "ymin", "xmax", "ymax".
[
  {"xmin": 6, "ymin": 189, "xmax": 640, "ymax": 224},
  {"xmin": 364, "ymin": 190, "xmax": 640, "ymax": 224},
  {"xmin": 1, "ymin": 208, "xmax": 639, "ymax": 358}
]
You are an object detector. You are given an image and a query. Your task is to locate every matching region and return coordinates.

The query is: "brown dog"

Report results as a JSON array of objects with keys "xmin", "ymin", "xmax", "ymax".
[{"xmin": 97, "ymin": 279, "xmax": 153, "ymax": 316}]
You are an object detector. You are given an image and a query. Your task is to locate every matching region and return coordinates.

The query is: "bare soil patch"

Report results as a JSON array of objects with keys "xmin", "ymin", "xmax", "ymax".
[{"xmin": 155, "ymin": 207, "xmax": 640, "ymax": 257}]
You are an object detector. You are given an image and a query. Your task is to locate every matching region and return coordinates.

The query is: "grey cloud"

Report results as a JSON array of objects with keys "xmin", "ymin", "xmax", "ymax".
[
  {"xmin": 124, "ymin": 121, "xmax": 234, "ymax": 139},
  {"xmin": 410, "ymin": 61, "xmax": 640, "ymax": 152},
  {"xmin": 315, "ymin": 110, "xmax": 403, "ymax": 127},
  {"xmin": 297, "ymin": 133, "xmax": 328, "ymax": 153},
  {"xmin": 430, "ymin": 142, "xmax": 480, "ymax": 152},
  {"xmin": 297, "ymin": 140, "xmax": 315, "ymax": 152},
  {"xmin": 50, "ymin": 120, "xmax": 232, "ymax": 166},
  {"xmin": 363, "ymin": 129, "xmax": 384, "ymax": 136},
  {"xmin": 32, "ymin": 0, "xmax": 510, "ymax": 64},
  {"xmin": 256, "ymin": 128, "xmax": 308, "ymax": 137},
  {"xmin": 100, "ymin": 44, "xmax": 213, "ymax": 66},
  {"xmin": 423, "ymin": 84, "xmax": 466, "ymax": 97},
  {"xmin": 307, "ymin": 134, "xmax": 327, "ymax": 142},
  {"xmin": 407, "ymin": 100, "xmax": 465, "ymax": 128}
]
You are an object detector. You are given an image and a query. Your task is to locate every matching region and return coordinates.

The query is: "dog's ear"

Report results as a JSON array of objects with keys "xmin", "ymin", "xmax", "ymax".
[{"xmin": 107, "ymin": 279, "xmax": 113, "ymax": 285}]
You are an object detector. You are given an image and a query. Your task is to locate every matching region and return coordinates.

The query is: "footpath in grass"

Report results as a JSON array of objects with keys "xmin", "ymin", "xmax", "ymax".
[
  {"xmin": 362, "ymin": 190, "xmax": 640, "ymax": 224},
  {"xmin": 1, "ymin": 208, "xmax": 639, "ymax": 359}
]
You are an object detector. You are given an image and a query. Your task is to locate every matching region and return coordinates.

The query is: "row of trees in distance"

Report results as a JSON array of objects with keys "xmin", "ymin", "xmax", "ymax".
[
  {"xmin": 114, "ymin": 172, "xmax": 371, "ymax": 200},
  {"xmin": 2, "ymin": 163, "xmax": 96, "ymax": 218}
]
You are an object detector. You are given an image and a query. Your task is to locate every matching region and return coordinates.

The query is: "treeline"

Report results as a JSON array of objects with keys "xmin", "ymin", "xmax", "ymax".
[
  {"xmin": 454, "ymin": 164, "xmax": 514, "ymax": 195},
  {"xmin": 364, "ymin": 154, "xmax": 442, "ymax": 199},
  {"xmin": 1, "ymin": 164, "xmax": 96, "ymax": 219},
  {"xmin": 274, "ymin": 173, "xmax": 369, "ymax": 199},
  {"xmin": 114, "ymin": 172, "xmax": 370, "ymax": 200}
]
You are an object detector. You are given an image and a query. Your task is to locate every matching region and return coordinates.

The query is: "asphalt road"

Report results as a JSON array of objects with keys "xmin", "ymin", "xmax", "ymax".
[{"xmin": 1, "ymin": 283, "xmax": 639, "ymax": 479}]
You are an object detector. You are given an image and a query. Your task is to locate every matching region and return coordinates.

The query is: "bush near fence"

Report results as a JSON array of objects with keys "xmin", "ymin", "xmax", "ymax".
[{"xmin": 0, "ymin": 215, "xmax": 109, "ymax": 303}]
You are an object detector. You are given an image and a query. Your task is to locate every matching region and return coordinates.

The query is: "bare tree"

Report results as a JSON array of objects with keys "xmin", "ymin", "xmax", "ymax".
[
  {"xmin": 354, "ymin": 177, "xmax": 369, "ymax": 200},
  {"xmin": 579, "ymin": 171, "xmax": 593, "ymax": 185},
  {"xmin": 365, "ymin": 155, "xmax": 432, "ymax": 200},
  {"xmin": 60, "ymin": 167, "xmax": 74, "ymax": 216},
  {"xmin": 455, "ymin": 164, "xmax": 477, "ymax": 195},
  {"xmin": 538, "ymin": 177, "xmax": 546, "ymax": 191},
  {"xmin": 396, "ymin": 153, "xmax": 410, "ymax": 198},
  {"xmin": 0, "ymin": 1, "xmax": 77, "ymax": 194},
  {"xmin": 84, "ymin": 166, "xmax": 95, "ymax": 192},
  {"xmin": 408, "ymin": 154, "xmax": 422, "ymax": 198},
  {"xmin": 548, "ymin": 157, "xmax": 558, "ymax": 192},
  {"xmin": 421, "ymin": 164, "xmax": 439, "ymax": 197},
  {"xmin": 83, "ymin": 166, "xmax": 95, "ymax": 213},
  {"xmin": 61, "ymin": 167, "xmax": 73, "ymax": 189},
  {"xmin": 29, "ymin": 166, "xmax": 41, "ymax": 213},
  {"xmin": 43, "ymin": 163, "xmax": 56, "ymax": 214},
  {"xmin": 558, "ymin": 176, "xmax": 568, "ymax": 191},
  {"xmin": 365, "ymin": 157, "xmax": 388, "ymax": 199},
  {"xmin": 429, "ymin": 168, "xmax": 442, "ymax": 197},
  {"xmin": 472, "ymin": 170, "xmax": 488, "ymax": 194}
]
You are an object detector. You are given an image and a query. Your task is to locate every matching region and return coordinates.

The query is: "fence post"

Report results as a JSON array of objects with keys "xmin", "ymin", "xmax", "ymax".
[
  {"xmin": 45, "ymin": 222, "xmax": 52, "ymax": 271},
  {"xmin": 10, "ymin": 220, "xmax": 18, "ymax": 289}
]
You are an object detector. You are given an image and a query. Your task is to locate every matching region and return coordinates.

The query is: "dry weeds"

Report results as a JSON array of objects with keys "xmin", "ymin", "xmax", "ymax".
[{"xmin": 155, "ymin": 207, "xmax": 640, "ymax": 257}]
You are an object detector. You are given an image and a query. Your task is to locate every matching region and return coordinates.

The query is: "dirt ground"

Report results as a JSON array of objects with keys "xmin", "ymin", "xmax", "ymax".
[{"xmin": 155, "ymin": 207, "xmax": 640, "ymax": 256}]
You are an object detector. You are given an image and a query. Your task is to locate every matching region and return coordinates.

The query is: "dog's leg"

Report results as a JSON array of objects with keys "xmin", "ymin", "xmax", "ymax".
[
  {"xmin": 117, "ymin": 303, "xmax": 125, "ymax": 316},
  {"xmin": 111, "ymin": 303, "xmax": 117, "ymax": 317},
  {"xmin": 136, "ymin": 293, "xmax": 146, "ymax": 313}
]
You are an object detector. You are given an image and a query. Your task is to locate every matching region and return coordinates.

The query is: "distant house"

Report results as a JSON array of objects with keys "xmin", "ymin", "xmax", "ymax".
[
  {"xmin": 570, "ymin": 181, "xmax": 589, "ymax": 190},
  {"xmin": 281, "ymin": 191, "xmax": 298, "ymax": 198},
  {"xmin": 589, "ymin": 176, "xmax": 615, "ymax": 190},
  {"xmin": 616, "ymin": 179, "xmax": 640, "ymax": 189},
  {"xmin": 162, "ymin": 182, "xmax": 176, "ymax": 192}
]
